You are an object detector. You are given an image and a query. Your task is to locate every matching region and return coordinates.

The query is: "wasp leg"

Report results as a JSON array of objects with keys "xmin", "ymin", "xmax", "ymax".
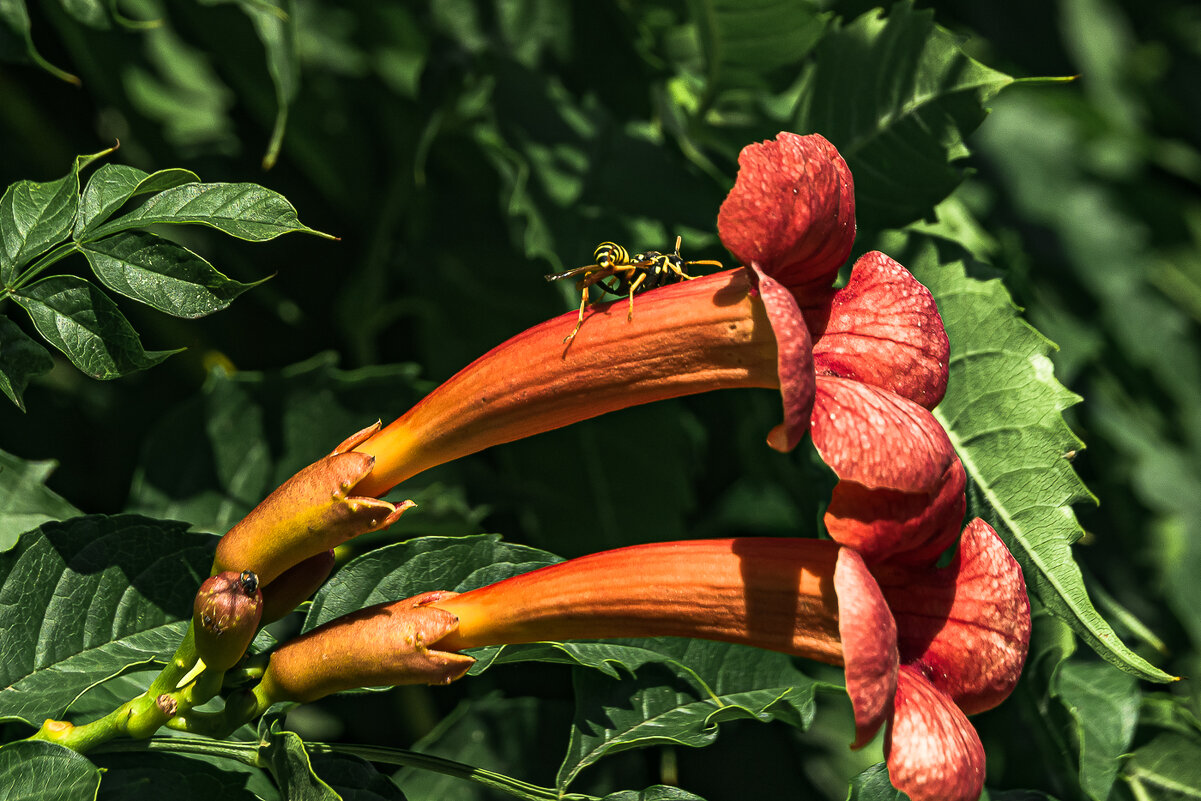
[
  {"xmin": 625, "ymin": 273, "xmax": 647, "ymax": 321},
  {"xmin": 564, "ymin": 285, "xmax": 590, "ymax": 343}
]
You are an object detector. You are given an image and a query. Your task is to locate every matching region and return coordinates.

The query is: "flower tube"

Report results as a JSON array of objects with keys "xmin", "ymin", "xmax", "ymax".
[{"xmin": 254, "ymin": 522, "xmax": 1027, "ymax": 801}]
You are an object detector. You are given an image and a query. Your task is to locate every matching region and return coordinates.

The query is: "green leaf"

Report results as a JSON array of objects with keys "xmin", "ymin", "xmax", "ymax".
[
  {"xmin": 909, "ymin": 242, "xmax": 1174, "ymax": 683},
  {"xmin": 847, "ymin": 764, "xmax": 903, "ymax": 800},
  {"xmin": 0, "ymin": 152, "xmax": 96, "ymax": 284},
  {"xmin": 127, "ymin": 354, "xmax": 429, "ymax": 534},
  {"xmin": 242, "ymin": 0, "xmax": 299, "ymax": 170},
  {"xmin": 399, "ymin": 693, "xmax": 563, "ymax": 801},
  {"xmin": 0, "ymin": 515, "xmax": 215, "ymax": 725},
  {"xmin": 75, "ymin": 164, "xmax": 200, "ymax": 238},
  {"xmin": 81, "ymin": 231, "xmax": 262, "ymax": 318},
  {"xmin": 0, "ymin": 741, "xmax": 101, "ymax": 800},
  {"xmin": 258, "ymin": 714, "xmax": 341, "ymax": 801},
  {"xmin": 793, "ymin": 1, "xmax": 1014, "ymax": 230},
  {"xmin": 0, "ymin": 447, "xmax": 80, "ymax": 552},
  {"xmin": 1052, "ymin": 660, "xmax": 1140, "ymax": 801},
  {"xmin": 694, "ymin": 0, "xmax": 828, "ymax": 96},
  {"xmin": 1125, "ymin": 733, "xmax": 1201, "ymax": 801},
  {"xmin": 11, "ymin": 274, "xmax": 180, "ymax": 379},
  {"xmin": 601, "ymin": 788, "xmax": 707, "ymax": 801},
  {"xmin": 472, "ymin": 639, "xmax": 683, "ymax": 679},
  {"xmin": 57, "ymin": 0, "xmax": 109, "ymax": 29},
  {"xmin": 84, "ymin": 182, "xmax": 333, "ymax": 242},
  {"xmin": 0, "ymin": 0, "xmax": 80, "ymax": 85},
  {"xmin": 309, "ymin": 751, "xmax": 408, "ymax": 801},
  {"xmin": 557, "ymin": 639, "xmax": 822, "ymax": 790},
  {"xmin": 94, "ymin": 749, "xmax": 276, "ymax": 801},
  {"xmin": 0, "ymin": 313, "xmax": 53, "ymax": 410},
  {"xmin": 304, "ymin": 534, "xmax": 561, "ymax": 631}
]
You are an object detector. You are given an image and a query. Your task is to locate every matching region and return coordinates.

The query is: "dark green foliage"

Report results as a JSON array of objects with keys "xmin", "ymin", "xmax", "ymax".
[{"xmin": 0, "ymin": 1, "xmax": 1198, "ymax": 800}]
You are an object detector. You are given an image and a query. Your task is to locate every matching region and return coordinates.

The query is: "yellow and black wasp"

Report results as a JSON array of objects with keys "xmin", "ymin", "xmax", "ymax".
[{"xmin": 545, "ymin": 236, "xmax": 722, "ymax": 342}]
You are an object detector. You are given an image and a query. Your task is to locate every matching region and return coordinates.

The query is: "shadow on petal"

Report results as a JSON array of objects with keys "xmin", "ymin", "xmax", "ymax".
[
  {"xmin": 825, "ymin": 459, "xmax": 966, "ymax": 565},
  {"xmin": 876, "ymin": 519, "xmax": 1032, "ymax": 715}
]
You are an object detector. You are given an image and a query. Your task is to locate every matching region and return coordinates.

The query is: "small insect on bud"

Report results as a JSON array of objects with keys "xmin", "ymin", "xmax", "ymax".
[{"xmin": 193, "ymin": 570, "xmax": 264, "ymax": 672}]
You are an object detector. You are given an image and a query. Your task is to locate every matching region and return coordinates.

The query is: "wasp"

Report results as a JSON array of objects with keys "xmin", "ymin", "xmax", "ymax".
[{"xmin": 546, "ymin": 236, "xmax": 722, "ymax": 342}]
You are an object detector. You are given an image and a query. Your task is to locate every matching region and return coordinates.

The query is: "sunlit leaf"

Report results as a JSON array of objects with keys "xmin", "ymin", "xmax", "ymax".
[
  {"xmin": 11, "ymin": 275, "xmax": 180, "ymax": 379},
  {"xmin": 910, "ymin": 242, "xmax": 1172, "ymax": 683},
  {"xmin": 84, "ymin": 182, "xmax": 333, "ymax": 242},
  {"xmin": 0, "ymin": 515, "xmax": 215, "ymax": 725},
  {"xmin": 0, "ymin": 151, "xmax": 99, "ymax": 283},
  {"xmin": 75, "ymin": 164, "xmax": 199, "ymax": 238},
  {"xmin": 304, "ymin": 534, "xmax": 561, "ymax": 631},
  {"xmin": 81, "ymin": 231, "xmax": 263, "ymax": 318},
  {"xmin": 557, "ymin": 639, "xmax": 822, "ymax": 790}
]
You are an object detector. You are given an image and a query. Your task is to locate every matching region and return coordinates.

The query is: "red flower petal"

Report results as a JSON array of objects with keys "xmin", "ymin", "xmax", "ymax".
[
  {"xmin": 809, "ymin": 252, "xmax": 949, "ymax": 410},
  {"xmin": 826, "ymin": 458, "xmax": 966, "ymax": 566},
  {"xmin": 753, "ymin": 264, "xmax": 816, "ymax": 452},
  {"xmin": 834, "ymin": 546, "xmax": 898, "ymax": 747},
  {"xmin": 811, "ymin": 376, "xmax": 954, "ymax": 494},
  {"xmin": 874, "ymin": 519, "xmax": 1031, "ymax": 715},
  {"xmin": 717, "ymin": 133, "xmax": 856, "ymax": 293},
  {"xmin": 886, "ymin": 665, "xmax": 986, "ymax": 801}
]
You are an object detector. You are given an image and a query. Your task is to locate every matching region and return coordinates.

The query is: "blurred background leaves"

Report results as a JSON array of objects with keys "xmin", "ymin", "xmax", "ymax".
[{"xmin": 2, "ymin": 0, "xmax": 1200, "ymax": 799}]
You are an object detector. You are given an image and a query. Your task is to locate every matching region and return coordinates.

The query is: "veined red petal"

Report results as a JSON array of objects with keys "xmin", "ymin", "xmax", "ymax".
[
  {"xmin": 886, "ymin": 665, "xmax": 986, "ymax": 801},
  {"xmin": 834, "ymin": 547, "xmax": 898, "ymax": 747},
  {"xmin": 825, "ymin": 459, "xmax": 966, "ymax": 566},
  {"xmin": 753, "ymin": 264, "xmax": 816, "ymax": 452},
  {"xmin": 809, "ymin": 252, "xmax": 949, "ymax": 409},
  {"xmin": 718, "ymin": 133, "xmax": 856, "ymax": 293},
  {"xmin": 811, "ymin": 376, "xmax": 954, "ymax": 494},
  {"xmin": 354, "ymin": 270, "xmax": 781, "ymax": 497},
  {"xmin": 431, "ymin": 538, "xmax": 843, "ymax": 665},
  {"xmin": 874, "ymin": 519, "xmax": 1031, "ymax": 715}
]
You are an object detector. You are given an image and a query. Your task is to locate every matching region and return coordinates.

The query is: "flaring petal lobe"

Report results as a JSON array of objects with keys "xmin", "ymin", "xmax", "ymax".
[
  {"xmin": 752, "ymin": 264, "xmax": 816, "ymax": 452},
  {"xmin": 834, "ymin": 547, "xmax": 898, "ymax": 747},
  {"xmin": 811, "ymin": 377, "xmax": 954, "ymax": 493},
  {"xmin": 717, "ymin": 133, "xmax": 856, "ymax": 292},
  {"xmin": 810, "ymin": 252, "xmax": 950, "ymax": 409},
  {"xmin": 875, "ymin": 519, "xmax": 1032, "ymax": 715},
  {"xmin": 886, "ymin": 665, "xmax": 986, "ymax": 801}
]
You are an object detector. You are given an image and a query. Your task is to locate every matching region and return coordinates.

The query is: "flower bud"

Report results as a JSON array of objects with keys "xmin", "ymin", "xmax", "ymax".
[
  {"xmin": 258, "ymin": 591, "xmax": 474, "ymax": 704},
  {"xmin": 259, "ymin": 550, "xmax": 336, "ymax": 624},
  {"xmin": 213, "ymin": 422, "xmax": 415, "ymax": 585},
  {"xmin": 194, "ymin": 570, "xmax": 264, "ymax": 672}
]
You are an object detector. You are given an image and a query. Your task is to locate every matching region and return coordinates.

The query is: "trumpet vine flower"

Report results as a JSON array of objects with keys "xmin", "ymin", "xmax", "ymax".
[
  {"xmin": 351, "ymin": 132, "xmax": 941, "ymax": 497},
  {"xmin": 257, "ymin": 519, "xmax": 1028, "ymax": 801}
]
